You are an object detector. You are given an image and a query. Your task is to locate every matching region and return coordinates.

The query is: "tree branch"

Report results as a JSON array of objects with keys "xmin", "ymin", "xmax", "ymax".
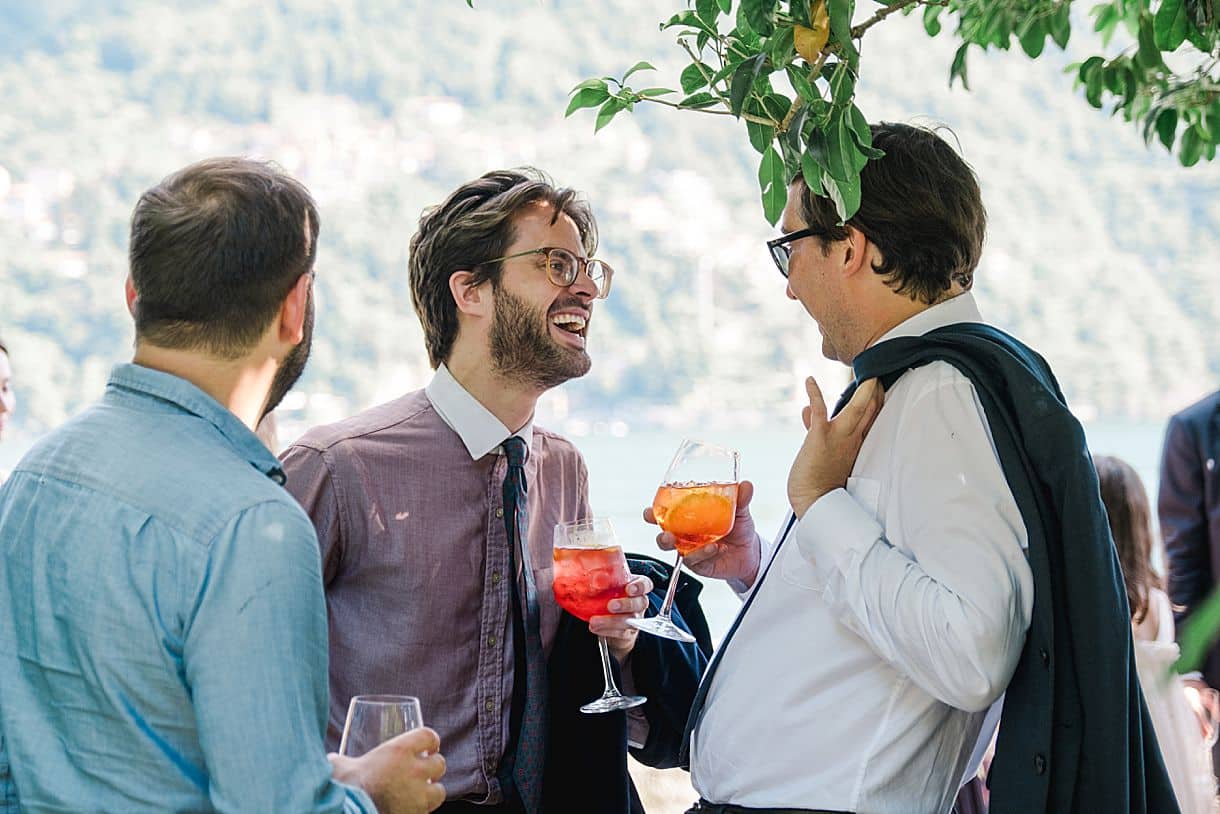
[
  {"xmin": 851, "ymin": 0, "xmax": 938, "ymax": 38},
  {"xmin": 677, "ymin": 38, "xmax": 781, "ymax": 127}
]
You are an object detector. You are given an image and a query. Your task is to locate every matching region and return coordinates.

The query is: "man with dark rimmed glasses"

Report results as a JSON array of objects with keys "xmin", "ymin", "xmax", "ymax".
[
  {"xmin": 282, "ymin": 168, "xmax": 707, "ymax": 814},
  {"xmin": 650, "ymin": 123, "xmax": 1178, "ymax": 814}
]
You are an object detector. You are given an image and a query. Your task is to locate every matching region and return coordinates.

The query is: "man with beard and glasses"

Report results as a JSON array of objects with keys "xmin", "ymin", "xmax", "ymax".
[
  {"xmin": 281, "ymin": 168, "xmax": 708, "ymax": 814},
  {"xmin": 0, "ymin": 158, "xmax": 446, "ymax": 814}
]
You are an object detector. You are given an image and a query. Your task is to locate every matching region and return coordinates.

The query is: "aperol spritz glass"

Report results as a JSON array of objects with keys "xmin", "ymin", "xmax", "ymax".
[
  {"xmin": 628, "ymin": 439, "xmax": 739, "ymax": 643},
  {"xmin": 553, "ymin": 518, "xmax": 647, "ymax": 714}
]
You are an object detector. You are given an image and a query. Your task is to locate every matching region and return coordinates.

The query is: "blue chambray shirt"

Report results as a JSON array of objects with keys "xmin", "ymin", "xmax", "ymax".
[{"xmin": 0, "ymin": 364, "xmax": 375, "ymax": 813}]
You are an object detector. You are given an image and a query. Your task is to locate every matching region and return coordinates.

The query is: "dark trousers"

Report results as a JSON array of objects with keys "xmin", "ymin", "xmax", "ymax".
[{"xmin": 685, "ymin": 802, "xmax": 851, "ymax": 814}]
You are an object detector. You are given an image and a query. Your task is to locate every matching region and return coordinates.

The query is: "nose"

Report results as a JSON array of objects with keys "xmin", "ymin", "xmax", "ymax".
[{"xmin": 568, "ymin": 263, "xmax": 599, "ymax": 300}]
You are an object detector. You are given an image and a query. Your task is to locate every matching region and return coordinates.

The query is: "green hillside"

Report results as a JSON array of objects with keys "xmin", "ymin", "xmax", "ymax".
[{"xmin": 1, "ymin": 0, "xmax": 1217, "ymax": 441}]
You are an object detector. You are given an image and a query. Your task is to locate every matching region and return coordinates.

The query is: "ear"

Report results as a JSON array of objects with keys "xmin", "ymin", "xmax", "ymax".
[
  {"xmin": 277, "ymin": 272, "xmax": 312, "ymax": 345},
  {"xmin": 449, "ymin": 270, "xmax": 491, "ymax": 318},
  {"xmin": 125, "ymin": 275, "xmax": 139, "ymax": 317},
  {"xmin": 840, "ymin": 226, "xmax": 873, "ymax": 279}
]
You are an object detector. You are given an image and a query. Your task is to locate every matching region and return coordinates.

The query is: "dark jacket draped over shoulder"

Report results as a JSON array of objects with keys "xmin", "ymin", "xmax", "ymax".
[
  {"xmin": 851, "ymin": 322, "xmax": 1178, "ymax": 814},
  {"xmin": 542, "ymin": 554, "xmax": 710, "ymax": 813}
]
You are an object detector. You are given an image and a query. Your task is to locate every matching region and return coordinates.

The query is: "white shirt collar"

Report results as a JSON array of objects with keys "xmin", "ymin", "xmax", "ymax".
[
  {"xmin": 873, "ymin": 291, "xmax": 983, "ymax": 346},
  {"xmin": 425, "ymin": 364, "xmax": 533, "ymax": 461}
]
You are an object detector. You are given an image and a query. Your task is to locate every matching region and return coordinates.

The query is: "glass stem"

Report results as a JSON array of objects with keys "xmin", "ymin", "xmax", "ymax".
[
  {"xmin": 597, "ymin": 636, "xmax": 622, "ymax": 697},
  {"xmin": 656, "ymin": 553, "xmax": 684, "ymax": 619}
]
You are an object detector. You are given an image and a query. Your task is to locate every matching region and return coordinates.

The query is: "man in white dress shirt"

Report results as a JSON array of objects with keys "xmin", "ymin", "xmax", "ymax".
[{"xmin": 655, "ymin": 123, "xmax": 1035, "ymax": 814}]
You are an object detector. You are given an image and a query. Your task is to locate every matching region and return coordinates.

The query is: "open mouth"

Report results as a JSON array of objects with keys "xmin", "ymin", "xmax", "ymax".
[{"xmin": 550, "ymin": 312, "xmax": 589, "ymax": 347}]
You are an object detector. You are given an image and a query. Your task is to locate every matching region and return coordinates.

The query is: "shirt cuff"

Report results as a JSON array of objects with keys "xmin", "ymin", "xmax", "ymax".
[{"xmin": 794, "ymin": 487, "xmax": 885, "ymax": 585}]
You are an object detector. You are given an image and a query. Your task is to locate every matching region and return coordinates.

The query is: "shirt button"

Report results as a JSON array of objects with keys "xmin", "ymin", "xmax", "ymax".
[
  {"xmin": 1034, "ymin": 753, "xmax": 1046, "ymax": 775},
  {"xmin": 495, "ymin": 507, "xmax": 504, "ymax": 518},
  {"xmin": 1039, "ymin": 647, "xmax": 1050, "ymax": 668},
  {"xmin": 485, "ymin": 699, "xmax": 495, "ymax": 712},
  {"xmin": 487, "ymin": 635, "xmax": 497, "ymax": 647},
  {"xmin": 491, "ymin": 571, "xmax": 502, "ymax": 585}
]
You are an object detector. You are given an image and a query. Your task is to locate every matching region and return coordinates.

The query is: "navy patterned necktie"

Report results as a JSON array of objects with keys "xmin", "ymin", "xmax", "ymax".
[
  {"xmin": 499, "ymin": 435, "xmax": 547, "ymax": 813},
  {"xmin": 680, "ymin": 378, "xmax": 860, "ymax": 765}
]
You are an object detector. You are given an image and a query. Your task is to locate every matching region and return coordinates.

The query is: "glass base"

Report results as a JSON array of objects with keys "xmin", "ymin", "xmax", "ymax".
[
  {"xmin": 627, "ymin": 614, "xmax": 697, "ymax": 643},
  {"xmin": 580, "ymin": 692, "xmax": 647, "ymax": 714}
]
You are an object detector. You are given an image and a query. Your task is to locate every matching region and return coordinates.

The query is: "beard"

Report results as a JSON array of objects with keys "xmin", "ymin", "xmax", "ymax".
[
  {"xmin": 262, "ymin": 290, "xmax": 314, "ymax": 421},
  {"xmin": 489, "ymin": 285, "xmax": 591, "ymax": 390}
]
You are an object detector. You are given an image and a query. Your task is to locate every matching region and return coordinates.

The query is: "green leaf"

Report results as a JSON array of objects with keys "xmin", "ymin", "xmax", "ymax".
[
  {"xmin": 594, "ymin": 97, "xmax": 627, "ymax": 132},
  {"xmin": 623, "ymin": 61, "xmax": 656, "ymax": 81},
  {"xmin": 747, "ymin": 119, "xmax": 777, "ymax": 153},
  {"xmin": 949, "ymin": 44, "xmax": 971, "ymax": 90},
  {"xmin": 768, "ymin": 25, "xmax": 796, "ymax": 67},
  {"xmin": 662, "ymin": 10, "xmax": 710, "ymax": 31},
  {"xmin": 825, "ymin": 109, "xmax": 857, "ymax": 180},
  {"xmin": 1136, "ymin": 19, "xmax": 1164, "ymax": 70},
  {"xmin": 697, "ymin": 0, "xmax": 721, "ymax": 26},
  {"xmin": 1084, "ymin": 60, "xmax": 1105, "ymax": 107},
  {"xmin": 924, "ymin": 5, "xmax": 944, "ymax": 36},
  {"xmin": 1180, "ymin": 125, "xmax": 1205, "ymax": 166},
  {"xmin": 1154, "ymin": 0, "xmax": 1190, "ymax": 49},
  {"xmin": 829, "ymin": 63, "xmax": 855, "ymax": 105},
  {"xmin": 730, "ymin": 52, "xmax": 768, "ymax": 117},
  {"xmin": 784, "ymin": 104, "xmax": 811, "ymax": 150},
  {"xmin": 786, "ymin": 64, "xmax": 819, "ymax": 102},
  {"xmin": 1177, "ymin": 589, "xmax": 1220, "ymax": 673},
  {"xmin": 761, "ymin": 92, "xmax": 792, "ymax": 121},
  {"xmin": 742, "ymin": 0, "xmax": 779, "ymax": 36},
  {"xmin": 565, "ymin": 85, "xmax": 611, "ymax": 116},
  {"xmin": 679, "ymin": 91, "xmax": 720, "ymax": 109},
  {"xmin": 848, "ymin": 104, "xmax": 884, "ymax": 158},
  {"xmin": 1019, "ymin": 21, "xmax": 1048, "ymax": 58},
  {"xmin": 1156, "ymin": 108, "xmax": 1178, "ymax": 149},
  {"xmin": 571, "ymin": 78, "xmax": 610, "ymax": 93},
  {"xmin": 823, "ymin": 167, "xmax": 861, "ymax": 221},
  {"xmin": 827, "ymin": 0, "xmax": 859, "ymax": 66},
  {"xmin": 758, "ymin": 146, "xmax": 788, "ymax": 225},
  {"xmin": 806, "ymin": 125, "xmax": 832, "ymax": 171},
  {"xmin": 801, "ymin": 147, "xmax": 827, "ymax": 196},
  {"xmin": 1049, "ymin": 3, "xmax": 1072, "ymax": 48},
  {"xmin": 638, "ymin": 87, "xmax": 677, "ymax": 97},
  {"xmin": 681, "ymin": 62, "xmax": 713, "ymax": 94},
  {"xmin": 717, "ymin": 0, "xmax": 733, "ymax": 12}
]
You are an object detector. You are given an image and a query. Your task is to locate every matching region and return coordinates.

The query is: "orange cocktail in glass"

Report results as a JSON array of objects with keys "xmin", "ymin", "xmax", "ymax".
[
  {"xmin": 628, "ymin": 439, "xmax": 740, "ymax": 643},
  {"xmin": 652, "ymin": 482, "xmax": 738, "ymax": 556},
  {"xmin": 553, "ymin": 544, "xmax": 631, "ymax": 622}
]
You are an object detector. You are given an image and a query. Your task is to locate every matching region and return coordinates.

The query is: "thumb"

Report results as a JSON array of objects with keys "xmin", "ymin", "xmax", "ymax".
[{"xmin": 735, "ymin": 480, "xmax": 755, "ymax": 512}]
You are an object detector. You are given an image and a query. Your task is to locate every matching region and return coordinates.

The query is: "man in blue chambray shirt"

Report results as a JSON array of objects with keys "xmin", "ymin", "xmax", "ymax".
[{"xmin": 0, "ymin": 158, "xmax": 446, "ymax": 813}]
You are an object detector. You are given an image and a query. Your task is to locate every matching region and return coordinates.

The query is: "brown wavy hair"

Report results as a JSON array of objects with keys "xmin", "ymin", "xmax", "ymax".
[{"xmin": 1093, "ymin": 454, "xmax": 1162, "ymax": 624}]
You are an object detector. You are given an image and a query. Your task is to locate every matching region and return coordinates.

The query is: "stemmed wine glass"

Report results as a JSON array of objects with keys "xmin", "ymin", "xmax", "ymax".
[
  {"xmin": 338, "ymin": 695, "xmax": 424, "ymax": 757},
  {"xmin": 628, "ymin": 439, "xmax": 739, "ymax": 643},
  {"xmin": 553, "ymin": 518, "xmax": 647, "ymax": 714}
]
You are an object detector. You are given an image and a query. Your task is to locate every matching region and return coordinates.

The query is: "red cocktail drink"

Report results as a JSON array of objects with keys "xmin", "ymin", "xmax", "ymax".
[{"xmin": 553, "ymin": 545, "xmax": 631, "ymax": 621}]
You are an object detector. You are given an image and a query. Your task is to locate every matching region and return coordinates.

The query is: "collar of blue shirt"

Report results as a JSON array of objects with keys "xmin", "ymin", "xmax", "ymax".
[{"xmin": 107, "ymin": 363, "xmax": 287, "ymax": 484}]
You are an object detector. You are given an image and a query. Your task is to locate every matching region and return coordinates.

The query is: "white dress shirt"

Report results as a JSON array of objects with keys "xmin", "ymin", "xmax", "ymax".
[
  {"xmin": 692, "ymin": 293, "xmax": 1034, "ymax": 813},
  {"xmin": 425, "ymin": 363, "xmax": 533, "ymax": 460}
]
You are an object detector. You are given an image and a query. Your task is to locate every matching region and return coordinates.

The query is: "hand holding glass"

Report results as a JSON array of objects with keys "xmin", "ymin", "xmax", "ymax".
[
  {"xmin": 628, "ymin": 439, "xmax": 739, "ymax": 643},
  {"xmin": 553, "ymin": 518, "xmax": 647, "ymax": 713},
  {"xmin": 338, "ymin": 695, "xmax": 425, "ymax": 757}
]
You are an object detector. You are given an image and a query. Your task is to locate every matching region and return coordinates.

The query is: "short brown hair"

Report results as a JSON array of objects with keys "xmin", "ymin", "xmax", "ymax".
[
  {"xmin": 408, "ymin": 168, "xmax": 597, "ymax": 369},
  {"xmin": 129, "ymin": 157, "xmax": 319, "ymax": 358},
  {"xmin": 795, "ymin": 122, "xmax": 986, "ymax": 305},
  {"xmin": 1093, "ymin": 454, "xmax": 1161, "ymax": 624}
]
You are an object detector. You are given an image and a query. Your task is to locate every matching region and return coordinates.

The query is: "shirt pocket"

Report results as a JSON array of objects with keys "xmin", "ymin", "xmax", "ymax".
[{"xmin": 779, "ymin": 476, "xmax": 883, "ymax": 592}]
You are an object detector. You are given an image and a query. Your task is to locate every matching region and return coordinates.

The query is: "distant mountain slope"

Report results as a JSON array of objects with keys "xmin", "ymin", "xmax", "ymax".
[{"xmin": 0, "ymin": 0, "xmax": 1215, "ymax": 436}]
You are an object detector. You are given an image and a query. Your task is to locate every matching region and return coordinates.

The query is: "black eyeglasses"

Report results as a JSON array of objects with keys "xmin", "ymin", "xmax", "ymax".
[
  {"xmin": 766, "ymin": 228, "xmax": 824, "ymax": 278},
  {"xmin": 480, "ymin": 247, "xmax": 613, "ymax": 299}
]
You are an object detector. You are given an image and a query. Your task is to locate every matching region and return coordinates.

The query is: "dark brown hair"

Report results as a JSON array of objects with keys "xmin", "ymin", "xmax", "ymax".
[
  {"xmin": 408, "ymin": 168, "xmax": 597, "ymax": 369},
  {"xmin": 794, "ymin": 122, "xmax": 986, "ymax": 305},
  {"xmin": 129, "ymin": 157, "xmax": 319, "ymax": 358},
  {"xmin": 1093, "ymin": 454, "xmax": 1162, "ymax": 624}
]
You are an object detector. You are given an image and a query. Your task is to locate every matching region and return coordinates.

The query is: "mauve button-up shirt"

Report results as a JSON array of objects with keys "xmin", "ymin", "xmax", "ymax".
[{"xmin": 281, "ymin": 369, "xmax": 590, "ymax": 805}]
